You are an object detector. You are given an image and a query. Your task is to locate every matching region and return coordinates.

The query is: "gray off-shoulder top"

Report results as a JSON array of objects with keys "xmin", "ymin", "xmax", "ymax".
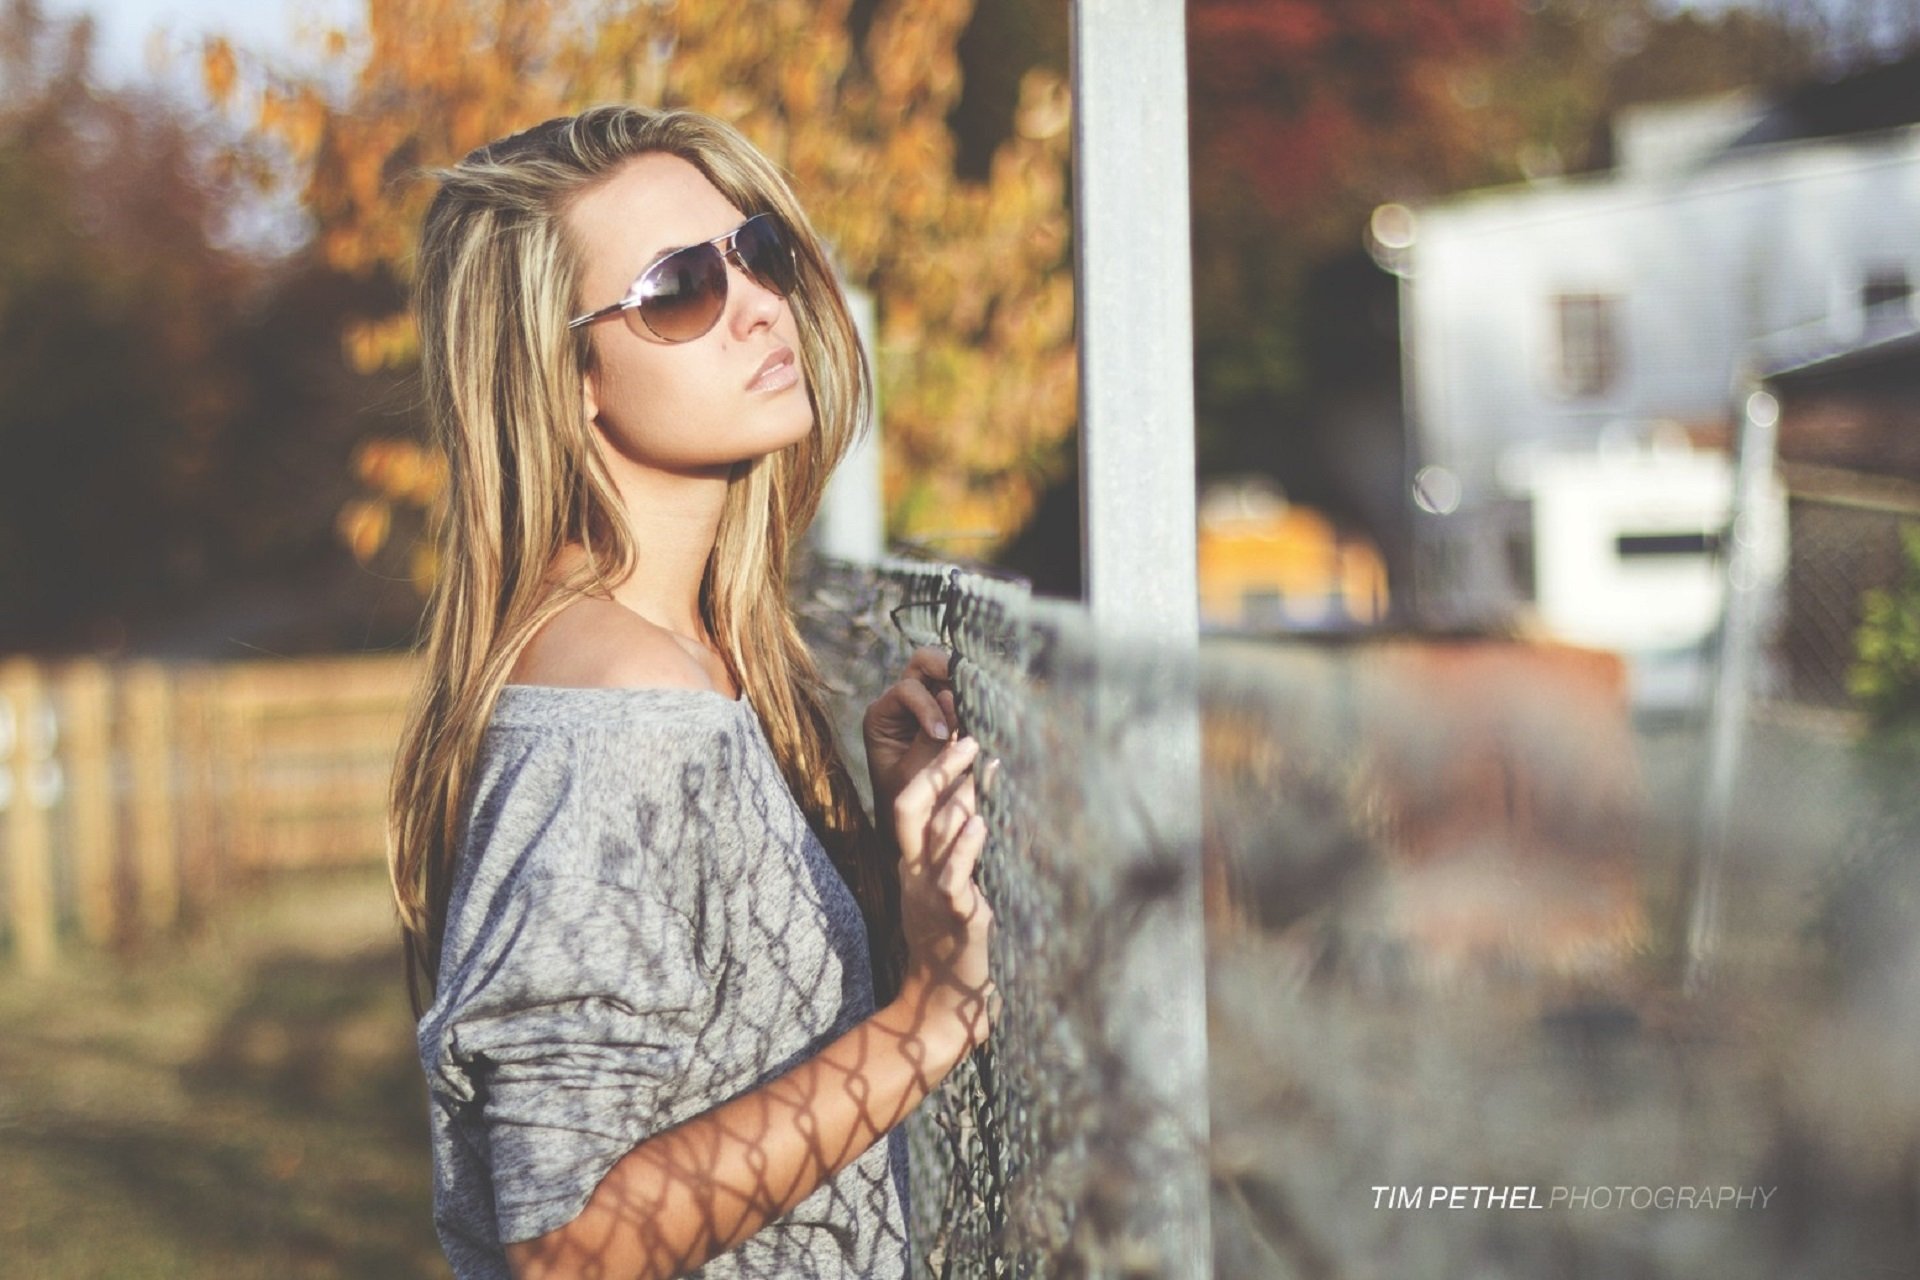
[{"xmin": 415, "ymin": 683, "xmax": 910, "ymax": 1278}]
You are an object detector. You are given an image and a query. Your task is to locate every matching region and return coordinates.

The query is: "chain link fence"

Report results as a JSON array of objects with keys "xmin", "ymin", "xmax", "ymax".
[
  {"xmin": 799, "ymin": 543, "xmax": 1920, "ymax": 1277},
  {"xmin": 1774, "ymin": 482, "xmax": 1920, "ymax": 709},
  {"xmin": 799, "ymin": 552, "xmax": 1208, "ymax": 1276}
]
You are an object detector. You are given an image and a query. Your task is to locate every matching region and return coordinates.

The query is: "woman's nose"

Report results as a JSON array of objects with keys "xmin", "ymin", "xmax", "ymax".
[{"xmin": 726, "ymin": 255, "xmax": 784, "ymax": 331}]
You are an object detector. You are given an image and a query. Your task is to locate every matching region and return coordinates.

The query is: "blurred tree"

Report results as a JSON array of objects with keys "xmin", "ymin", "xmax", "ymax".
[
  {"xmin": 949, "ymin": 0, "xmax": 1068, "ymax": 183},
  {"xmin": 0, "ymin": 0, "xmax": 421, "ymax": 654},
  {"xmin": 1189, "ymin": 0, "xmax": 1519, "ymax": 236},
  {"xmin": 1186, "ymin": 0, "xmax": 1522, "ymax": 501},
  {"xmin": 1185, "ymin": 0, "xmax": 1814, "ymax": 512},
  {"xmin": 0, "ymin": 0, "xmax": 245, "ymax": 649},
  {"xmin": 1851, "ymin": 524, "xmax": 1920, "ymax": 726},
  {"xmin": 207, "ymin": 0, "xmax": 1077, "ymax": 580}
]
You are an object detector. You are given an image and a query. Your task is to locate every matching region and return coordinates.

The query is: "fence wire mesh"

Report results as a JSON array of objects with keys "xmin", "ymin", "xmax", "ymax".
[
  {"xmin": 800, "ymin": 544, "xmax": 1920, "ymax": 1278},
  {"xmin": 1775, "ymin": 487, "xmax": 1920, "ymax": 708},
  {"xmin": 799, "ymin": 552, "xmax": 1207, "ymax": 1276}
]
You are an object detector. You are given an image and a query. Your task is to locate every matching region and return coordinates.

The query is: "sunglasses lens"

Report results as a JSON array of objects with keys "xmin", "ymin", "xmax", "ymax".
[
  {"xmin": 735, "ymin": 214, "xmax": 797, "ymax": 297},
  {"xmin": 634, "ymin": 246, "xmax": 727, "ymax": 342}
]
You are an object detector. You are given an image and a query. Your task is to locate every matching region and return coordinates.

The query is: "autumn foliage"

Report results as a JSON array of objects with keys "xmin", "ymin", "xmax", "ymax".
[
  {"xmin": 1188, "ymin": 0, "xmax": 1521, "ymax": 234},
  {"xmin": 206, "ymin": 0, "xmax": 1076, "ymax": 589}
]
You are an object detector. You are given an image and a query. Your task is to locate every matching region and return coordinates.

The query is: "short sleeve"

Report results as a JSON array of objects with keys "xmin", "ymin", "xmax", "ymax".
[{"xmin": 428, "ymin": 872, "xmax": 713, "ymax": 1245}]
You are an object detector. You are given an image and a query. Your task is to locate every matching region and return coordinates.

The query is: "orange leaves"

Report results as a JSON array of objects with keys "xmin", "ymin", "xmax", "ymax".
[
  {"xmin": 1013, "ymin": 68, "xmax": 1070, "ymax": 143},
  {"xmin": 354, "ymin": 437, "xmax": 446, "ymax": 506},
  {"xmin": 866, "ymin": 0, "xmax": 969, "ymax": 112},
  {"xmin": 202, "ymin": 38, "xmax": 237, "ymax": 107},
  {"xmin": 215, "ymin": 0, "xmax": 1075, "ymax": 578},
  {"xmin": 343, "ymin": 312, "xmax": 419, "ymax": 374},
  {"xmin": 336, "ymin": 499, "xmax": 391, "ymax": 564},
  {"xmin": 339, "ymin": 437, "xmax": 447, "ymax": 566}
]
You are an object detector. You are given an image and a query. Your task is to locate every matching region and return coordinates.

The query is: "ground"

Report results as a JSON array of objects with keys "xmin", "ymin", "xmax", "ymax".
[{"xmin": 0, "ymin": 864, "xmax": 444, "ymax": 1279}]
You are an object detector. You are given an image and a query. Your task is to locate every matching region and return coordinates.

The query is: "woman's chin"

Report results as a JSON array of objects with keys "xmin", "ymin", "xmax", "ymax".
[{"xmin": 758, "ymin": 407, "xmax": 819, "ymax": 457}]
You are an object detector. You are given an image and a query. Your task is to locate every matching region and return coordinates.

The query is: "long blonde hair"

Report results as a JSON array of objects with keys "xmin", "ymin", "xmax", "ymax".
[{"xmin": 389, "ymin": 105, "xmax": 903, "ymax": 1018}]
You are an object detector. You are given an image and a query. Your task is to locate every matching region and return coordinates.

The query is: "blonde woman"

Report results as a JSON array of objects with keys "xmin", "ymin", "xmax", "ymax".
[{"xmin": 390, "ymin": 105, "xmax": 999, "ymax": 1279}]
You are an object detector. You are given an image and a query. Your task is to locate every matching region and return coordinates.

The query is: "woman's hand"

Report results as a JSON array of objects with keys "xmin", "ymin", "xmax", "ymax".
[
  {"xmin": 862, "ymin": 646, "xmax": 962, "ymax": 830},
  {"xmin": 890, "ymin": 733, "xmax": 999, "ymax": 1049}
]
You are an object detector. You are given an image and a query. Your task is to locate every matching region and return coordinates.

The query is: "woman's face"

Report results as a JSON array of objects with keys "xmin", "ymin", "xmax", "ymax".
[{"xmin": 565, "ymin": 152, "xmax": 814, "ymax": 474}]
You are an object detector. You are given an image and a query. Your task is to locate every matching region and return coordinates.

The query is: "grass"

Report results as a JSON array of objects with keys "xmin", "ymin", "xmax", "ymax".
[{"xmin": 0, "ymin": 864, "xmax": 446, "ymax": 1279}]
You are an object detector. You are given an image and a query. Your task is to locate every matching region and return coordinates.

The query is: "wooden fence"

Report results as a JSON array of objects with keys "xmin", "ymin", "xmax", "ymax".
[{"xmin": 0, "ymin": 652, "xmax": 419, "ymax": 973}]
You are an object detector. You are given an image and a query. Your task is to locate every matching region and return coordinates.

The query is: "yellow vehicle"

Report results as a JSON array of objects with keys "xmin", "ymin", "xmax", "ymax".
[{"xmin": 1197, "ymin": 475, "xmax": 1389, "ymax": 631}]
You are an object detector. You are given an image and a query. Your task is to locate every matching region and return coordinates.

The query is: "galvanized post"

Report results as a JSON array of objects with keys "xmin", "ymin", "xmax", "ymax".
[
  {"xmin": 1071, "ymin": 1, "xmax": 1212, "ymax": 1274},
  {"xmin": 1685, "ymin": 383, "xmax": 1781, "ymax": 992},
  {"xmin": 814, "ymin": 283, "xmax": 885, "ymax": 562}
]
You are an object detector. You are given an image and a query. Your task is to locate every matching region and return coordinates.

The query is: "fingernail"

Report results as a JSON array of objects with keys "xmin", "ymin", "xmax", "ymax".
[{"xmin": 931, "ymin": 720, "xmax": 950, "ymax": 740}]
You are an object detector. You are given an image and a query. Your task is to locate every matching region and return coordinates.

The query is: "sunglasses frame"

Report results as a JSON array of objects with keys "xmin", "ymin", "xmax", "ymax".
[{"xmin": 567, "ymin": 211, "xmax": 795, "ymax": 343}]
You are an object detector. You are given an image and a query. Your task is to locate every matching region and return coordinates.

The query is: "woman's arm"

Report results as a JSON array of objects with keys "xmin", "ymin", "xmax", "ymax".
[
  {"xmin": 502, "ymin": 974, "xmax": 976, "ymax": 1279},
  {"xmin": 505, "ymin": 731, "xmax": 996, "ymax": 1280}
]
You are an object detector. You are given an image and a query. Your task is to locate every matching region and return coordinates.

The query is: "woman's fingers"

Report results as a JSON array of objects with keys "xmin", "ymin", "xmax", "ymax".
[
  {"xmin": 874, "ymin": 675, "xmax": 949, "ymax": 743},
  {"xmin": 864, "ymin": 648, "xmax": 965, "ymax": 753},
  {"xmin": 930, "ymin": 752, "xmax": 990, "ymax": 852},
  {"xmin": 899, "ymin": 647, "xmax": 959, "ymax": 738},
  {"xmin": 893, "ymin": 736, "xmax": 979, "ymax": 845},
  {"xmin": 903, "ymin": 644, "xmax": 952, "ymax": 686},
  {"xmin": 923, "ymin": 792, "xmax": 975, "ymax": 864},
  {"xmin": 935, "ymin": 814, "xmax": 986, "ymax": 893},
  {"xmin": 933, "ymin": 752, "xmax": 979, "ymax": 814}
]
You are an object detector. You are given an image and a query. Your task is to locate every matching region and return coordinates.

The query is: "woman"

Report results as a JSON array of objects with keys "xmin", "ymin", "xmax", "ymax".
[{"xmin": 388, "ymin": 105, "xmax": 999, "ymax": 1279}]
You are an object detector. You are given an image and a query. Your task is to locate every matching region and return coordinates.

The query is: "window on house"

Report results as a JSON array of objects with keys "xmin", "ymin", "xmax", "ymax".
[
  {"xmin": 1616, "ymin": 531, "xmax": 1722, "ymax": 558},
  {"xmin": 1552, "ymin": 293, "xmax": 1621, "ymax": 397},
  {"xmin": 1862, "ymin": 267, "xmax": 1913, "ymax": 314},
  {"xmin": 1506, "ymin": 527, "xmax": 1536, "ymax": 603}
]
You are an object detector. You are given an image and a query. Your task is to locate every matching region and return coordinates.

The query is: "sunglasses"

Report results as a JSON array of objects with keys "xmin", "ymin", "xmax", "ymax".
[{"xmin": 568, "ymin": 212, "xmax": 798, "ymax": 343}]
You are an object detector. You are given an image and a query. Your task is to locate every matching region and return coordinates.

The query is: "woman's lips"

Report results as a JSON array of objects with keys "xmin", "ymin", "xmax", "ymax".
[{"xmin": 747, "ymin": 346, "xmax": 798, "ymax": 391}]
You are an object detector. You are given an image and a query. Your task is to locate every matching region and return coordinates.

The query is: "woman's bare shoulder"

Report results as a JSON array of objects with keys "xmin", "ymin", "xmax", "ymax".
[{"xmin": 508, "ymin": 596, "xmax": 715, "ymax": 693}]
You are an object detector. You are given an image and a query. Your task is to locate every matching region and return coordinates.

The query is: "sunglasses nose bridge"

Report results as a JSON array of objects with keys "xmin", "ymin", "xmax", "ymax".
[{"xmin": 722, "ymin": 246, "xmax": 787, "ymax": 306}]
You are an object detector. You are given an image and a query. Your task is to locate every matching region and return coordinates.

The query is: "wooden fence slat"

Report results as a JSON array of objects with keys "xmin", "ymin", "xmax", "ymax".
[
  {"xmin": 217, "ymin": 666, "xmax": 266, "ymax": 880},
  {"xmin": 173, "ymin": 666, "xmax": 225, "ymax": 920},
  {"xmin": 57, "ymin": 660, "xmax": 117, "ymax": 948},
  {"xmin": 123, "ymin": 662, "xmax": 180, "ymax": 938},
  {"xmin": 2, "ymin": 660, "xmax": 58, "ymax": 972}
]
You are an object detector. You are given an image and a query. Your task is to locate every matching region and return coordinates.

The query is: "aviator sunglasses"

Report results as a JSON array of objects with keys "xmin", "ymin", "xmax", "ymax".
[{"xmin": 568, "ymin": 211, "xmax": 798, "ymax": 343}]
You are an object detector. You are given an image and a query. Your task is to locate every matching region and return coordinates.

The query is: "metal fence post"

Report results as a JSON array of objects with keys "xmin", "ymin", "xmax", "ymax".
[
  {"xmin": 1071, "ymin": 0, "xmax": 1212, "ymax": 1273},
  {"xmin": 814, "ymin": 284, "xmax": 885, "ymax": 562},
  {"xmin": 1686, "ymin": 384, "xmax": 1781, "ymax": 991}
]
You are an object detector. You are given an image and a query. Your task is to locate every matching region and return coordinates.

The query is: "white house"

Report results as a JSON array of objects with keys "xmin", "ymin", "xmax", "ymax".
[{"xmin": 1388, "ymin": 80, "xmax": 1920, "ymax": 702}]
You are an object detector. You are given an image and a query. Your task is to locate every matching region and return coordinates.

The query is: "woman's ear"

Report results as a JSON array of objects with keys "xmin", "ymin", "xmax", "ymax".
[{"xmin": 581, "ymin": 367, "xmax": 600, "ymax": 425}]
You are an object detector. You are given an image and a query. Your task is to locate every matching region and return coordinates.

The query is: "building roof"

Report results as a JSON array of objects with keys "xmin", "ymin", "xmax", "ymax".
[
  {"xmin": 1724, "ymin": 49, "xmax": 1920, "ymax": 155},
  {"xmin": 1762, "ymin": 316, "xmax": 1920, "ymax": 390}
]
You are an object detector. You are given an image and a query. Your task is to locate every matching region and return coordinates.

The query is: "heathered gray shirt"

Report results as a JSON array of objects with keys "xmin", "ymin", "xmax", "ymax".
[{"xmin": 416, "ymin": 683, "xmax": 912, "ymax": 1278}]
